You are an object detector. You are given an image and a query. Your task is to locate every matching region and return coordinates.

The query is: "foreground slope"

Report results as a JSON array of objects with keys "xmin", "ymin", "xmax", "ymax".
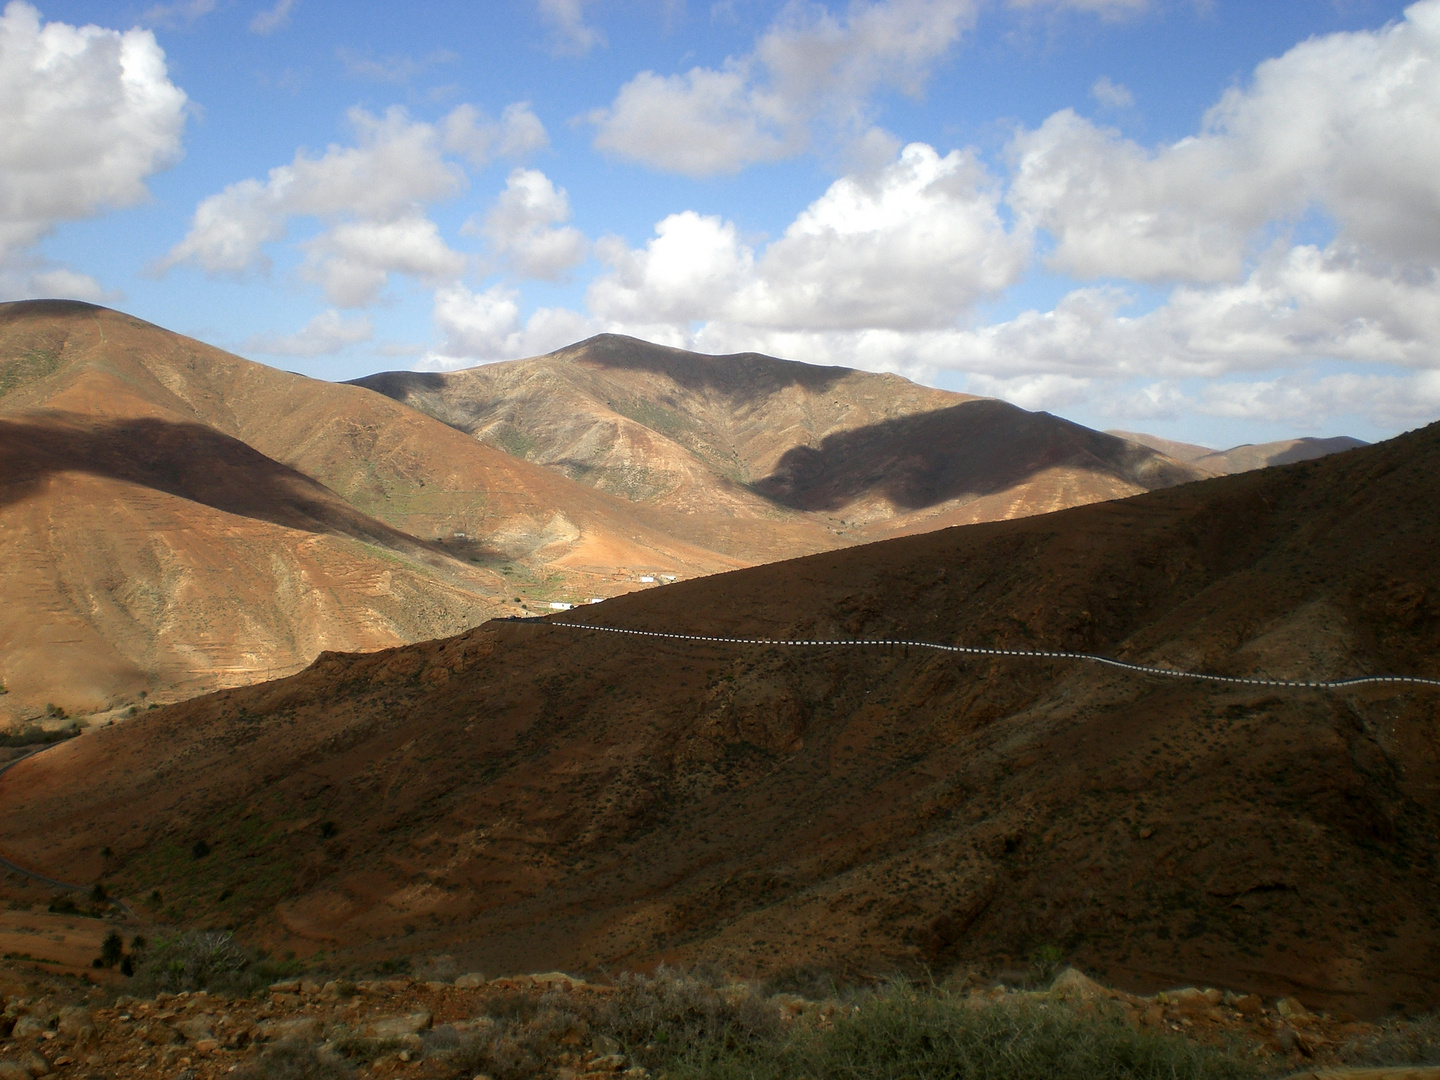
[
  {"xmin": 354, "ymin": 334, "xmax": 1203, "ymax": 538},
  {"xmin": 3, "ymin": 422, "xmax": 1436, "ymax": 1014}
]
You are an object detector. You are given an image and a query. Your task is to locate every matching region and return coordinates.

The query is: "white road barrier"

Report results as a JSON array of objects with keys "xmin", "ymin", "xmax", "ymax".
[{"xmin": 536, "ymin": 621, "xmax": 1440, "ymax": 691}]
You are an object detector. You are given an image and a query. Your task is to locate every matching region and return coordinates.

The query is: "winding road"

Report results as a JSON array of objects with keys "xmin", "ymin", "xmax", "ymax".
[{"xmin": 542, "ymin": 621, "xmax": 1440, "ymax": 691}]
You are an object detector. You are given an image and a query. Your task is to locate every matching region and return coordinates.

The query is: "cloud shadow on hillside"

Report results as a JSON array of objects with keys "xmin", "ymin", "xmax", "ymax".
[
  {"xmin": 0, "ymin": 412, "xmax": 503, "ymax": 561},
  {"xmin": 750, "ymin": 398, "xmax": 1194, "ymax": 513}
]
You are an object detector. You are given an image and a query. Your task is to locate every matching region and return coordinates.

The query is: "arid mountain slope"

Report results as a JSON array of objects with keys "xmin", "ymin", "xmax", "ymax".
[
  {"xmin": 354, "ymin": 334, "xmax": 1205, "ymax": 534},
  {"xmin": 3, "ymin": 424, "xmax": 1435, "ymax": 1015},
  {"xmin": 1112, "ymin": 430, "xmax": 1368, "ymax": 475},
  {"xmin": 0, "ymin": 302, "xmax": 746, "ymax": 719}
]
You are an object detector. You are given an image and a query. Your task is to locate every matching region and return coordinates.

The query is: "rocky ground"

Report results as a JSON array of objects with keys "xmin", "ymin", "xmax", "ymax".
[{"xmin": 0, "ymin": 961, "xmax": 1436, "ymax": 1080}]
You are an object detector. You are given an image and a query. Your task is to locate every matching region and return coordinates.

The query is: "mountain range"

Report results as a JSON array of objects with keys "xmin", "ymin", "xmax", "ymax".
[
  {"xmin": 1, "ymin": 301, "xmax": 1246, "ymax": 721},
  {"xmin": 0, "ymin": 414, "xmax": 1432, "ymax": 1014}
]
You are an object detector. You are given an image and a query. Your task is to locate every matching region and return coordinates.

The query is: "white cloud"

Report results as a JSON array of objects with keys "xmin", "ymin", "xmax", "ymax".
[
  {"xmin": 537, "ymin": 0, "xmax": 604, "ymax": 56},
  {"xmin": 244, "ymin": 309, "xmax": 372, "ymax": 355},
  {"xmin": 140, "ymin": 0, "xmax": 214, "ymax": 27},
  {"xmin": 157, "ymin": 102, "xmax": 546, "ymax": 305},
  {"xmin": 0, "ymin": 263, "xmax": 119, "ymax": 303},
  {"xmin": 1197, "ymin": 370, "xmax": 1440, "ymax": 429},
  {"xmin": 302, "ymin": 215, "xmax": 467, "ymax": 306},
  {"xmin": 0, "ymin": 1, "xmax": 187, "ymax": 281},
  {"xmin": 442, "ymin": 102, "xmax": 548, "ymax": 168},
  {"xmin": 587, "ymin": 143, "xmax": 1025, "ymax": 332},
  {"xmin": 250, "ymin": 0, "xmax": 295, "ymax": 34},
  {"xmin": 1009, "ymin": 0, "xmax": 1440, "ymax": 283},
  {"xmin": 590, "ymin": 0, "xmax": 979, "ymax": 175},
  {"xmin": 426, "ymin": 282, "xmax": 593, "ymax": 366},
  {"xmin": 480, "ymin": 168, "xmax": 589, "ymax": 281},
  {"xmin": 1089, "ymin": 75, "xmax": 1133, "ymax": 109}
]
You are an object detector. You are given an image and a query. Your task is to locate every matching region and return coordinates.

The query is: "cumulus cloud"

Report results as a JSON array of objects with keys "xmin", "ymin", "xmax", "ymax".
[
  {"xmin": 587, "ymin": 143, "xmax": 1026, "ymax": 331},
  {"xmin": 426, "ymin": 282, "xmax": 593, "ymax": 366},
  {"xmin": 157, "ymin": 102, "xmax": 546, "ymax": 305},
  {"xmin": 244, "ymin": 309, "xmax": 372, "ymax": 356},
  {"xmin": 442, "ymin": 102, "xmax": 548, "ymax": 168},
  {"xmin": 590, "ymin": 0, "xmax": 979, "ymax": 175},
  {"xmin": 302, "ymin": 215, "xmax": 466, "ymax": 306},
  {"xmin": 0, "ymin": 1, "xmax": 187, "ymax": 286},
  {"xmin": 250, "ymin": 0, "xmax": 295, "ymax": 34},
  {"xmin": 1009, "ymin": 0, "xmax": 1440, "ymax": 283},
  {"xmin": 479, "ymin": 168, "xmax": 589, "ymax": 281},
  {"xmin": 537, "ymin": 0, "xmax": 604, "ymax": 56}
]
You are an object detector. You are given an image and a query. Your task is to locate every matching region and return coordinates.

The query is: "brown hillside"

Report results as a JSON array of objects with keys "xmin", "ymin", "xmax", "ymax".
[
  {"xmin": 0, "ymin": 302, "xmax": 746, "ymax": 719},
  {"xmin": 352, "ymin": 334, "xmax": 1207, "ymax": 535},
  {"xmin": 1112, "ymin": 430, "xmax": 1368, "ymax": 475},
  {"xmin": 1, "ymin": 422, "xmax": 1435, "ymax": 1016}
]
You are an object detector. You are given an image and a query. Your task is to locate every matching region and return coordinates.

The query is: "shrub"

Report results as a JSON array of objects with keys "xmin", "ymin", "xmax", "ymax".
[
  {"xmin": 795, "ymin": 987, "xmax": 1257, "ymax": 1080},
  {"xmin": 437, "ymin": 1001, "xmax": 589, "ymax": 1080},
  {"xmin": 99, "ymin": 931, "xmax": 124, "ymax": 968},
  {"xmin": 1340, "ymin": 1012, "xmax": 1440, "ymax": 1067},
  {"xmin": 593, "ymin": 965, "xmax": 782, "ymax": 1075},
  {"xmin": 129, "ymin": 930, "xmax": 257, "ymax": 996},
  {"xmin": 233, "ymin": 1038, "xmax": 353, "ymax": 1079}
]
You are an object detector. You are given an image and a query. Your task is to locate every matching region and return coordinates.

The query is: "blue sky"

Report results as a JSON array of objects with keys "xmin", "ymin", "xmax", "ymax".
[{"xmin": 5, "ymin": 0, "xmax": 1439, "ymax": 449}]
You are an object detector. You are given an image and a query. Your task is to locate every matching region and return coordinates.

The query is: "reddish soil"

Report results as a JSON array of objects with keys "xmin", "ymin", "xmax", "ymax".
[
  {"xmin": 0, "ymin": 420, "xmax": 1435, "ymax": 1017},
  {"xmin": 1, "ymin": 302, "xmax": 1206, "ymax": 719}
]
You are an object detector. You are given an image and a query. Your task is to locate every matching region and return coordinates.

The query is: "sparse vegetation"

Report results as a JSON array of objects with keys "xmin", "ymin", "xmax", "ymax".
[
  {"xmin": 234, "ymin": 1038, "xmax": 353, "ymax": 1079},
  {"xmin": 430, "ymin": 968, "xmax": 1258, "ymax": 1080},
  {"xmin": 1340, "ymin": 1011, "xmax": 1440, "ymax": 1067},
  {"xmin": 0, "ymin": 722, "xmax": 80, "ymax": 747},
  {"xmin": 129, "ymin": 930, "xmax": 259, "ymax": 995}
]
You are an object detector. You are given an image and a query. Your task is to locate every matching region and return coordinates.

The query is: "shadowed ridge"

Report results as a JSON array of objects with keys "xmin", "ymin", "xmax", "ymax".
[
  {"xmin": 754, "ymin": 398, "xmax": 1203, "ymax": 512},
  {"xmin": 0, "ymin": 412, "xmax": 484, "ymax": 558},
  {"xmin": 548, "ymin": 332, "xmax": 857, "ymax": 401},
  {"xmin": 0, "ymin": 299, "xmax": 109, "ymax": 324}
]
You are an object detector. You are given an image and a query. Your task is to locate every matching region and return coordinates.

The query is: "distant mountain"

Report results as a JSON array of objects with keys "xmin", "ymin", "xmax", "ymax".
[
  {"xmin": 0, "ymin": 302, "xmax": 741, "ymax": 720},
  {"xmin": 8, "ymin": 417, "xmax": 1436, "ymax": 1014},
  {"xmin": 1111, "ymin": 429, "xmax": 1367, "ymax": 474},
  {"xmin": 0, "ymin": 306, "xmax": 1210, "ymax": 719},
  {"xmin": 354, "ymin": 334, "xmax": 1205, "ymax": 537}
]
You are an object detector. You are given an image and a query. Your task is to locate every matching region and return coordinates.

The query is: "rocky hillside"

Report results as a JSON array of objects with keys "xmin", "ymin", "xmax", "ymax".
[
  {"xmin": 353, "ymin": 334, "xmax": 1205, "ymax": 533},
  {"xmin": 0, "ymin": 419, "xmax": 1432, "ymax": 1015}
]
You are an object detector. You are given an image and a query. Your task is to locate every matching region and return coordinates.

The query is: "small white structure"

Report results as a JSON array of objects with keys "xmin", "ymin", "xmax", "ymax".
[
  {"xmin": 589, "ymin": 598, "xmax": 605, "ymax": 604},
  {"xmin": 639, "ymin": 576, "xmax": 656, "ymax": 583},
  {"xmin": 661, "ymin": 574, "xmax": 677, "ymax": 581},
  {"xmin": 549, "ymin": 601, "xmax": 573, "ymax": 611}
]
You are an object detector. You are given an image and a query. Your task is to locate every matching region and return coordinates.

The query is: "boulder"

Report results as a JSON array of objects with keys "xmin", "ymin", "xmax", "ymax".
[
  {"xmin": 10, "ymin": 1017, "xmax": 47, "ymax": 1040},
  {"xmin": 454, "ymin": 973, "xmax": 487, "ymax": 989},
  {"xmin": 256, "ymin": 1017, "xmax": 323, "ymax": 1042},
  {"xmin": 364, "ymin": 1012, "xmax": 432, "ymax": 1039},
  {"xmin": 174, "ymin": 1016, "xmax": 215, "ymax": 1042},
  {"xmin": 0, "ymin": 1063, "xmax": 29, "ymax": 1080},
  {"xmin": 54, "ymin": 1008, "xmax": 94, "ymax": 1050}
]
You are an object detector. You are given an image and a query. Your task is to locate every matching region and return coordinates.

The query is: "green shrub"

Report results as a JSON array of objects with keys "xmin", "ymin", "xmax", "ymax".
[
  {"xmin": 795, "ymin": 988, "xmax": 1257, "ymax": 1080},
  {"xmin": 99, "ymin": 931, "xmax": 124, "ymax": 968},
  {"xmin": 129, "ymin": 930, "xmax": 258, "ymax": 995},
  {"xmin": 593, "ymin": 965, "xmax": 781, "ymax": 1075}
]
